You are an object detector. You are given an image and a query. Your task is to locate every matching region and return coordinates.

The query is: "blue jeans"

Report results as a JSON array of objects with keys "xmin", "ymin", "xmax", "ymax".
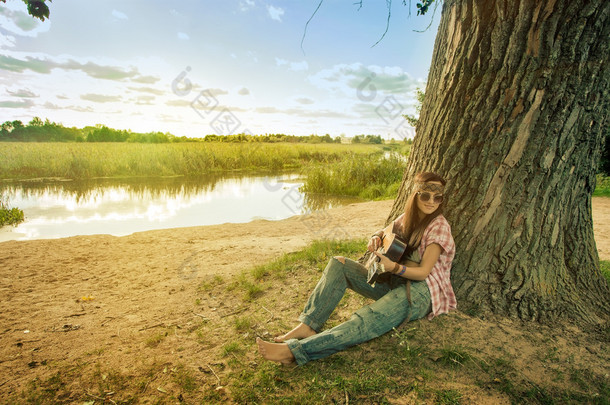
[{"xmin": 286, "ymin": 256, "xmax": 431, "ymax": 366}]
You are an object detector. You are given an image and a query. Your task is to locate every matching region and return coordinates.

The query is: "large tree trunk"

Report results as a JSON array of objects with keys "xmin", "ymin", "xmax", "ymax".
[{"xmin": 389, "ymin": 0, "xmax": 610, "ymax": 323}]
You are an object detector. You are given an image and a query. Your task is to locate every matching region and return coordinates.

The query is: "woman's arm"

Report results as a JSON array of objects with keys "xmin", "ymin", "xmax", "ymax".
[
  {"xmin": 367, "ymin": 229, "xmax": 385, "ymax": 252},
  {"xmin": 374, "ymin": 243, "xmax": 442, "ymax": 281},
  {"xmin": 368, "ymin": 214, "xmax": 405, "ymax": 252}
]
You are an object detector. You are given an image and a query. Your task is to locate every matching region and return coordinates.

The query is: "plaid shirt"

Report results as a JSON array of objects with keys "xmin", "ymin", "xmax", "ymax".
[
  {"xmin": 418, "ymin": 215, "xmax": 456, "ymax": 319},
  {"xmin": 393, "ymin": 214, "xmax": 456, "ymax": 319}
]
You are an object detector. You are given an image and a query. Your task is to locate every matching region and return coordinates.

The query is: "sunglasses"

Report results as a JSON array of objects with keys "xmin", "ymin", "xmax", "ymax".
[{"xmin": 417, "ymin": 192, "xmax": 444, "ymax": 204}]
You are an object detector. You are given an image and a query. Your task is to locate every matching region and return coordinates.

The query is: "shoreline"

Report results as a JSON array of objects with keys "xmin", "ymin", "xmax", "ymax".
[{"xmin": 1, "ymin": 197, "xmax": 608, "ymax": 260}]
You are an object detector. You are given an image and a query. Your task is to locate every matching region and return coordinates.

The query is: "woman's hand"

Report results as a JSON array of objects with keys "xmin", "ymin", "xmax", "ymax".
[
  {"xmin": 367, "ymin": 235, "xmax": 382, "ymax": 252},
  {"xmin": 373, "ymin": 251, "xmax": 398, "ymax": 273}
]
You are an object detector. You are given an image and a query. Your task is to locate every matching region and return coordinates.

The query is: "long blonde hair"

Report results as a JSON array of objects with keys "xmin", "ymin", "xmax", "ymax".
[{"xmin": 398, "ymin": 172, "xmax": 447, "ymax": 255}]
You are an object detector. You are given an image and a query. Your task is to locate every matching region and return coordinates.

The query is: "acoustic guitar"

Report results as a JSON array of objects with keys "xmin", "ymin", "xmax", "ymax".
[{"xmin": 366, "ymin": 223, "xmax": 407, "ymax": 284}]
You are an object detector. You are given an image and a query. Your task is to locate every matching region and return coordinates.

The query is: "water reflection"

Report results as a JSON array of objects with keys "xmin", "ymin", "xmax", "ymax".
[{"xmin": 0, "ymin": 174, "xmax": 361, "ymax": 242}]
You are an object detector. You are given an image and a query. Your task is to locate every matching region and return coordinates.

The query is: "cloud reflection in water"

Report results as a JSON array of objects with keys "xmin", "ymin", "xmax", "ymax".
[{"xmin": 0, "ymin": 174, "xmax": 360, "ymax": 241}]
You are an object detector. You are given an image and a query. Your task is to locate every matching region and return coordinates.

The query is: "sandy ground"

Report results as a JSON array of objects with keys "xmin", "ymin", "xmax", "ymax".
[
  {"xmin": 0, "ymin": 197, "xmax": 608, "ymax": 400},
  {"xmin": 0, "ymin": 199, "xmax": 394, "ymax": 396},
  {"xmin": 592, "ymin": 197, "xmax": 610, "ymax": 260}
]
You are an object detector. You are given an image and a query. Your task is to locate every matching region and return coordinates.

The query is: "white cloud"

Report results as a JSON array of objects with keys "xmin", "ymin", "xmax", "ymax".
[
  {"xmin": 0, "ymin": 52, "xmax": 147, "ymax": 82},
  {"xmin": 43, "ymin": 101, "xmax": 61, "ymax": 109},
  {"xmin": 43, "ymin": 100, "xmax": 95, "ymax": 113},
  {"xmin": 290, "ymin": 61, "xmax": 309, "ymax": 71},
  {"xmin": 177, "ymin": 32, "xmax": 190, "ymax": 41},
  {"xmin": 165, "ymin": 99, "xmax": 191, "ymax": 107},
  {"xmin": 6, "ymin": 88, "xmax": 38, "ymax": 98},
  {"xmin": 0, "ymin": 99, "xmax": 34, "ymax": 108},
  {"xmin": 239, "ymin": 0, "xmax": 255, "ymax": 12},
  {"xmin": 0, "ymin": 33, "xmax": 16, "ymax": 49},
  {"xmin": 81, "ymin": 93, "xmax": 123, "ymax": 103},
  {"xmin": 255, "ymin": 106, "xmax": 280, "ymax": 114},
  {"xmin": 309, "ymin": 63, "xmax": 422, "ymax": 96},
  {"xmin": 131, "ymin": 75, "xmax": 161, "ymax": 84},
  {"xmin": 131, "ymin": 95, "xmax": 156, "ymax": 106},
  {"xmin": 267, "ymin": 5, "xmax": 284, "ymax": 22},
  {"xmin": 254, "ymin": 105, "xmax": 350, "ymax": 119},
  {"xmin": 295, "ymin": 97, "xmax": 314, "ymax": 105},
  {"xmin": 207, "ymin": 88, "xmax": 229, "ymax": 97},
  {"xmin": 127, "ymin": 86, "xmax": 165, "ymax": 96},
  {"xmin": 275, "ymin": 58, "xmax": 308, "ymax": 71},
  {"xmin": 111, "ymin": 9, "xmax": 128, "ymax": 21}
]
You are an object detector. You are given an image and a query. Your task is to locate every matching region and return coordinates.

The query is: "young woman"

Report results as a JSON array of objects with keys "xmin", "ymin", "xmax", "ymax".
[{"xmin": 256, "ymin": 172, "xmax": 456, "ymax": 365}]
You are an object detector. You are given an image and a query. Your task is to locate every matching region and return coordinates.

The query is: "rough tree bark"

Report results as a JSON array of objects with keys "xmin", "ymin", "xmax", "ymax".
[{"xmin": 388, "ymin": 0, "xmax": 610, "ymax": 323}]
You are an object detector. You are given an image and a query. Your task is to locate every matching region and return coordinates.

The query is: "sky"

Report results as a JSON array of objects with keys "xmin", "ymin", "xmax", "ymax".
[{"xmin": 0, "ymin": 0, "xmax": 441, "ymax": 139}]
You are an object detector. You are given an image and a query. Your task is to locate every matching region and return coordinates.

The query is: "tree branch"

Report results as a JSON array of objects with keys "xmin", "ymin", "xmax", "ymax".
[
  {"xmin": 301, "ymin": 0, "xmax": 440, "ymax": 50},
  {"xmin": 413, "ymin": 0, "xmax": 441, "ymax": 33},
  {"xmin": 371, "ymin": 0, "xmax": 393, "ymax": 48},
  {"xmin": 301, "ymin": 0, "xmax": 325, "ymax": 54}
]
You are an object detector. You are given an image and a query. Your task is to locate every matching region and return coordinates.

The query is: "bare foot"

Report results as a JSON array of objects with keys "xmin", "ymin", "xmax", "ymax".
[
  {"xmin": 256, "ymin": 337, "xmax": 296, "ymax": 365},
  {"xmin": 273, "ymin": 322, "xmax": 317, "ymax": 342}
]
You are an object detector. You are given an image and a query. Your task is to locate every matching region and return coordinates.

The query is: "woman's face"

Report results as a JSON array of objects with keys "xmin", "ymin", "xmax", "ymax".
[{"xmin": 415, "ymin": 181, "xmax": 443, "ymax": 217}]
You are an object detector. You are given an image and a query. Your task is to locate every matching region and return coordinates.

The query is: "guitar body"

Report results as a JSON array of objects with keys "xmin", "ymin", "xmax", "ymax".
[
  {"xmin": 366, "ymin": 223, "xmax": 407, "ymax": 284},
  {"xmin": 382, "ymin": 233, "xmax": 407, "ymax": 261}
]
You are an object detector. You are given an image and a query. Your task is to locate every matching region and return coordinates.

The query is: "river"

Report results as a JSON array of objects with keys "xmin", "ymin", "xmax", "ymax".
[{"xmin": 0, "ymin": 173, "xmax": 361, "ymax": 242}]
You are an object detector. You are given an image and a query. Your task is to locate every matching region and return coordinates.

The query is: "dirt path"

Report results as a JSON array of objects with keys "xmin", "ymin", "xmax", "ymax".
[{"xmin": 0, "ymin": 197, "xmax": 608, "ymax": 399}]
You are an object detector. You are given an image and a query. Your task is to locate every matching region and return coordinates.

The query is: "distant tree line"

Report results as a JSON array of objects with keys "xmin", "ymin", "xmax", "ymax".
[
  {"xmin": 0, "ymin": 117, "xmax": 391, "ymax": 145},
  {"xmin": 1, "ymin": 118, "xmax": 83, "ymax": 142},
  {"xmin": 201, "ymin": 133, "xmax": 342, "ymax": 143},
  {"xmin": 352, "ymin": 134, "xmax": 383, "ymax": 144},
  {"xmin": 0, "ymin": 118, "xmax": 189, "ymax": 143}
]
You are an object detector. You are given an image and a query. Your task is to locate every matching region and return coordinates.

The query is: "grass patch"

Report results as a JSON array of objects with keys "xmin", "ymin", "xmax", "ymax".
[
  {"xmin": 435, "ymin": 389, "xmax": 462, "ymax": 404},
  {"xmin": 250, "ymin": 238, "xmax": 367, "ymax": 281},
  {"xmin": 0, "ymin": 142, "xmax": 384, "ymax": 180},
  {"xmin": 224, "ymin": 239, "xmax": 366, "ymax": 304},
  {"xmin": 594, "ymin": 174, "xmax": 610, "ymax": 197},
  {"xmin": 145, "ymin": 331, "xmax": 168, "ymax": 348},
  {"xmin": 0, "ymin": 192, "xmax": 24, "ymax": 227},
  {"xmin": 234, "ymin": 316, "xmax": 254, "ymax": 332},
  {"xmin": 172, "ymin": 364, "xmax": 198, "ymax": 392},
  {"xmin": 300, "ymin": 148, "xmax": 408, "ymax": 200},
  {"xmin": 198, "ymin": 274, "xmax": 224, "ymax": 293},
  {"xmin": 226, "ymin": 273, "xmax": 266, "ymax": 301},
  {"xmin": 392, "ymin": 326, "xmax": 427, "ymax": 365},
  {"xmin": 438, "ymin": 345, "xmax": 472, "ymax": 368},
  {"xmin": 22, "ymin": 372, "xmax": 68, "ymax": 403},
  {"xmin": 221, "ymin": 341, "xmax": 244, "ymax": 357}
]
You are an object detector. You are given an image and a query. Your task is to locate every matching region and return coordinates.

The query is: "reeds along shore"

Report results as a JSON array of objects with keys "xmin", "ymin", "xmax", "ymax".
[
  {"xmin": 2, "ymin": 142, "xmax": 608, "ymax": 200},
  {"xmin": 301, "ymin": 153, "xmax": 405, "ymax": 200},
  {"xmin": 0, "ymin": 142, "xmax": 393, "ymax": 180}
]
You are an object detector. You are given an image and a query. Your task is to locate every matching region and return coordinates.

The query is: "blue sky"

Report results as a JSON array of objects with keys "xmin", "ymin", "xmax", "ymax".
[{"xmin": 0, "ymin": 0, "xmax": 440, "ymax": 138}]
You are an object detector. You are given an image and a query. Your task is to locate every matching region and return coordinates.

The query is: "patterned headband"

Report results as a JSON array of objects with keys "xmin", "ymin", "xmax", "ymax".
[{"xmin": 414, "ymin": 182, "xmax": 445, "ymax": 194}]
